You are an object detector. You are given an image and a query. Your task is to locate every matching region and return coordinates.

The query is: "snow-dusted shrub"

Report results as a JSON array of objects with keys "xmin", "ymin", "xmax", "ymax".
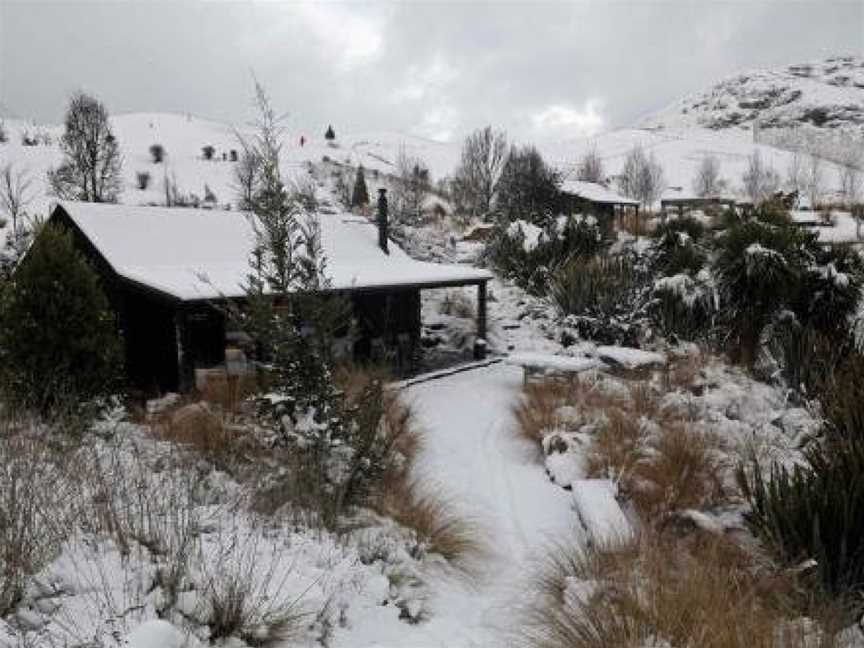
[
  {"xmin": 149, "ymin": 143, "xmax": 165, "ymax": 163},
  {"xmin": 713, "ymin": 215, "xmax": 817, "ymax": 364},
  {"xmin": 0, "ymin": 221, "xmax": 32, "ymax": 281},
  {"xmin": 136, "ymin": 170, "xmax": 151, "ymax": 190},
  {"xmin": 550, "ymin": 253, "xmax": 651, "ymax": 345},
  {"xmin": 651, "ymin": 271, "xmax": 717, "ymax": 342},
  {"xmin": 201, "ymin": 145, "xmax": 215, "ymax": 160},
  {"xmin": 0, "ymin": 427, "xmax": 80, "ymax": 616},
  {"xmin": 740, "ymin": 439, "xmax": 864, "ymax": 607},
  {"xmin": 794, "ymin": 245, "xmax": 864, "ymax": 339},
  {"xmin": 650, "ymin": 216, "xmax": 708, "ymax": 276},
  {"xmin": 194, "ymin": 523, "xmax": 306, "ymax": 645}
]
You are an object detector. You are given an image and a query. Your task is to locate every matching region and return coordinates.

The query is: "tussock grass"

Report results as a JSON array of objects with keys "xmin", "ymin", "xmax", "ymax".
[
  {"xmin": 664, "ymin": 350, "xmax": 710, "ymax": 392},
  {"xmin": 513, "ymin": 380, "xmax": 576, "ymax": 447},
  {"xmin": 373, "ymin": 480, "xmax": 484, "ymax": 579},
  {"xmin": 155, "ymin": 403, "xmax": 234, "ymax": 455},
  {"xmin": 630, "ymin": 424, "xmax": 726, "ymax": 518},
  {"xmin": 523, "ymin": 531, "xmax": 830, "ymax": 648},
  {"xmin": 197, "ymin": 523, "xmax": 308, "ymax": 646},
  {"xmin": 585, "ymin": 408, "xmax": 646, "ymax": 481}
]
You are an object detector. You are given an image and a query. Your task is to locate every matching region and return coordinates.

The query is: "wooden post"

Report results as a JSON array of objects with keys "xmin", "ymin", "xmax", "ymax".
[
  {"xmin": 175, "ymin": 309, "xmax": 192, "ymax": 393},
  {"xmin": 475, "ymin": 281, "xmax": 488, "ymax": 360}
]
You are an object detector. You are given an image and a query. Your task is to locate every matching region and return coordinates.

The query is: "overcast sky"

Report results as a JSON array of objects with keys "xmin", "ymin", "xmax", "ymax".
[{"xmin": 1, "ymin": 1, "xmax": 861, "ymax": 143}]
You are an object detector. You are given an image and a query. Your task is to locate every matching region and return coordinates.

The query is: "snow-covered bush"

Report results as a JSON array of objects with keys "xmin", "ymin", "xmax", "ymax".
[
  {"xmin": 651, "ymin": 271, "xmax": 717, "ymax": 342},
  {"xmin": 485, "ymin": 215, "xmax": 605, "ymax": 294},
  {"xmin": 550, "ymin": 253, "xmax": 651, "ymax": 345},
  {"xmin": 194, "ymin": 523, "xmax": 306, "ymax": 645},
  {"xmin": 650, "ymin": 216, "xmax": 708, "ymax": 276},
  {"xmin": 713, "ymin": 214, "xmax": 817, "ymax": 364}
]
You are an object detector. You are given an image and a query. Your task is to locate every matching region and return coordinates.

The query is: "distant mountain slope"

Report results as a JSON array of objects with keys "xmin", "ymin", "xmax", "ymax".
[{"xmin": 641, "ymin": 56, "xmax": 864, "ymax": 138}]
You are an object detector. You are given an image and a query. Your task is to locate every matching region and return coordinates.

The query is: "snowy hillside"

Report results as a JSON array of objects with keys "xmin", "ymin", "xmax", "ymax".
[
  {"xmin": 0, "ymin": 112, "xmax": 461, "ymax": 219},
  {"xmin": 641, "ymin": 55, "xmax": 864, "ymax": 138}
]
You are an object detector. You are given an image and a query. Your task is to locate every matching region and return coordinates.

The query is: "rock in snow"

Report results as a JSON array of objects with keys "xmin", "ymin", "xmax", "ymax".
[
  {"xmin": 571, "ymin": 479, "xmax": 634, "ymax": 547},
  {"xmin": 124, "ymin": 620, "xmax": 198, "ymax": 648}
]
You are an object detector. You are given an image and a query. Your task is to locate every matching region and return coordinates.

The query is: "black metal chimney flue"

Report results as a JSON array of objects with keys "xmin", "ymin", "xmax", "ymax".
[{"xmin": 377, "ymin": 188, "xmax": 389, "ymax": 255}]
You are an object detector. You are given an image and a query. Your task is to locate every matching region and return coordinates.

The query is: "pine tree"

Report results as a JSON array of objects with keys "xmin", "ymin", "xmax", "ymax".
[
  {"xmin": 325, "ymin": 124, "xmax": 336, "ymax": 141},
  {"xmin": 351, "ymin": 165, "xmax": 369, "ymax": 207},
  {"xmin": 0, "ymin": 223, "xmax": 122, "ymax": 418}
]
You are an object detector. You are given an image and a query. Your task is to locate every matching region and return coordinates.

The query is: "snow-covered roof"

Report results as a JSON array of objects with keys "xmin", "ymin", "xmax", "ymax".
[
  {"xmin": 559, "ymin": 180, "xmax": 639, "ymax": 206},
  {"xmin": 54, "ymin": 201, "xmax": 491, "ymax": 301}
]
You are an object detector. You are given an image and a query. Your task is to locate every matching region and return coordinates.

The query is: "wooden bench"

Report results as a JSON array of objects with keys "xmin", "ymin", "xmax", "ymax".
[{"xmin": 505, "ymin": 352, "xmax": 603, "ymax": 385}]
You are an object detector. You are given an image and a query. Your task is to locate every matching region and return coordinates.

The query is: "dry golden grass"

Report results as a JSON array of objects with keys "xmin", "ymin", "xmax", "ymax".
[
  {"xmin": 157, "ymin": 405, "xmax": 229, "ymax": 449},
  {"xmin": 664, "ymin": 349, "xmax": 710, "ymax": 393},
  {"xmin": 338, "ymin": 363, "xmax": 484, "ymax": 575},
  {"xmin": 629, "ymin": 381, "xmax": 659, "ymax": 420},
  {"xmin": 618, "ymin": 211, "xmax": 656, "ymax": 238},
  {"xmin": 584, "ymin": 407, "xmax": 645, "ymax": 481},
  {"xmin": 630, "ymin": 424, "xmax": 726, "ymax": 518},
  {"xmin": 524, "ymin": 530, "xmax": 832, "ymax": 648},
  {"xmin": 199, "ymin": 371, "xmax": 258, "ymax": 413},
  {"xmin": 373, "ymin": 480, "xmax": 484, "ymax": 579},
  {"xmin": 513, "ymin": 380, "xmax": 576, "ymax": 447}
]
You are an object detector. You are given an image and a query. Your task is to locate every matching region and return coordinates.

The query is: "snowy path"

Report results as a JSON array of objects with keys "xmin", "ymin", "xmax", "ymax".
[{"xmin": 336, "ymin": 363, "xmax": 583, "ymax": 647}]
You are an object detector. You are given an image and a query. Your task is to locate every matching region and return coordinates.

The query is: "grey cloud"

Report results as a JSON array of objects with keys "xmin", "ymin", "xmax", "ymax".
[{"xmin": 1, "ymin": 1, "xmax": 861, "ymax": 144}]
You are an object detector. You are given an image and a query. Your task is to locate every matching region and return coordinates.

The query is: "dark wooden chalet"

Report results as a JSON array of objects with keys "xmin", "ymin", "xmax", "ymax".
[
  {"xmin": 48, "ymin": 194, "xmax": 491, "ymax": 395},
  {"xmin": 559, "ymin": 180, "xmax": 641, "ymax": 237}
]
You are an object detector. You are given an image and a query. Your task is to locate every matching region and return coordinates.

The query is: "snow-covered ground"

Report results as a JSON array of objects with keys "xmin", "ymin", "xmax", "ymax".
[{"xmin": 331, "ymin": 363, "xmax": 584, "ymax": 646}]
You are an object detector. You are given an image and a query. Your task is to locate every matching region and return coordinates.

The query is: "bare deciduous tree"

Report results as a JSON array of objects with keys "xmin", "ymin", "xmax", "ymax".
[
  {"xmin": 392, "ymin": 147, "xmax": 431, "ymax": 222},
  {"xmin": 619, "ymin": 145, "xmax": 665, "ymax": 210},
  {"xmin": 785, "ymin": 150, "xmax": 805, "ymax": 195},
  {"xmin": 47, "ymin": 92, "xmax": 123, "ymax": 203},
  {"xmin": 806, "ymin": 153, "xmax": 824, "ymax": 209},
  {"xmin": 233, "ymin": 149, "xmax": 260, "ymax": 211},
  {"xmin": 838, "ymin": 146, "xmax": 862, "ymax": 208},
  {"xmin": 576, "ymin": 147, "xmax": 605, "ymax": 184},
  {"xmin": 692, "ymin": 155, "xmax": 725, "ymax": 197},
  {"xmin": 0, "ymin": 164, "xmax": 35, "ymax": 234},
  {"xmin": 452, "ymin": 126, "xmax": 507, "ymax": 219},
  {"xmin": 741, "ymin": 151, "xmax": 780, "ymax": 205}
]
